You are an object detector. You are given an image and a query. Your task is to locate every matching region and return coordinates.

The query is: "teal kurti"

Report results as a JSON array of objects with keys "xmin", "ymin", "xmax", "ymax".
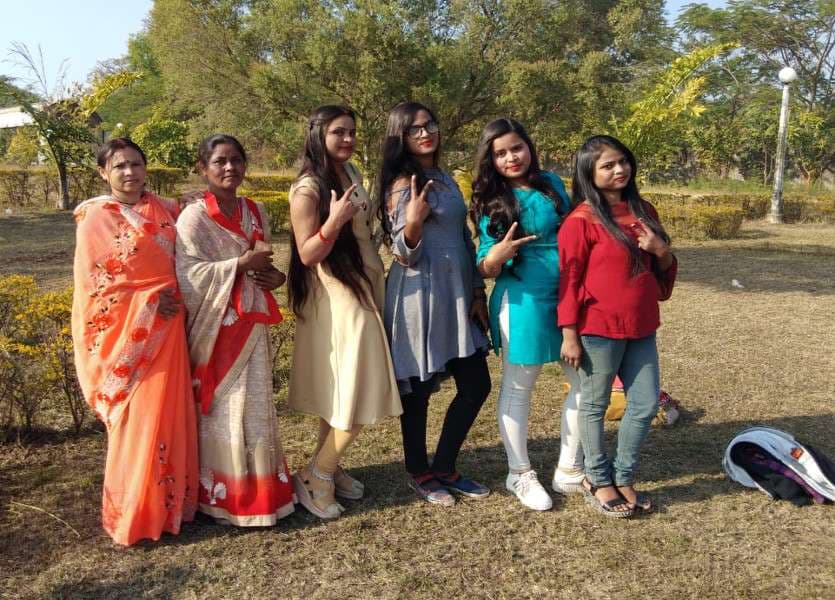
[{"xmin": 476, "ymin": 172, "xmax": 571, "ymax": 365}]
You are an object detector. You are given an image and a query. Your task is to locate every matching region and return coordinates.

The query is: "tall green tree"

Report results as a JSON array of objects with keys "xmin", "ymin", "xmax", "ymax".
[
  {"xmin": 146, "ymin": 0, "xmax": 676, "ymax": 177},
  {"xmin": 678, "ymin": 0, "xmax": 835, "ymax": 183},
  {"xmin": 614, "ymin": 42, "xmax": 736, "ymax": 180},
  {"xmin": 7, "ymin": 43, "xmax": 140, "ymax": 209},
  {"xmin": 96, "ymin": 31, "xmax": 169, "ymax": 132}
]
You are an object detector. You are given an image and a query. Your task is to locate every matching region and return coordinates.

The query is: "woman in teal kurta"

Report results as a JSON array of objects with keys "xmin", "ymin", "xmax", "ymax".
[
  {"xmin": 477, "ymin": 171, "xmax": 569, "ymax": 363},
  {"xmin": 471, "ymin": 118, "xmax": 585, "ymax": 511}
]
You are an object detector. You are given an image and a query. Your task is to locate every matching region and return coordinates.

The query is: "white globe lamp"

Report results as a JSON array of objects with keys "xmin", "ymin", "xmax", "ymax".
[{"xmin": 768, "ymin": 67, "xmax": 798, "ymax": 224}]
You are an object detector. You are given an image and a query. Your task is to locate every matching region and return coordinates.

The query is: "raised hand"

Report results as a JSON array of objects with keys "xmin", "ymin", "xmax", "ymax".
[
  {"xmin": 632, "ymin": 219, "xmax": 669, "ymax": 258},
  {"xmin": 482, "ymin": 222, "xmax": 537, "ymax": 276},
  {"xmin": 405, "ymin": 175, "xmax": 433, "ymax": 225},
  {"xmin": 325, "ymin": 184, "xmax": 360, "ymax": 232}
]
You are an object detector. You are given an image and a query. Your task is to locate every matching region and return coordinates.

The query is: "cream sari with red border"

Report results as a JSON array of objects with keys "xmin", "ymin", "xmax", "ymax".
[{"xmin": 176, "ymin": 193, "xmax": 295, "ymax": 526}]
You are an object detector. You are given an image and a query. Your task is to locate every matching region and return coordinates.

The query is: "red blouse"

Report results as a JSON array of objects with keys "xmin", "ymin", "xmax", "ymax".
[{"xmin": 557, "ymin": 201, "xmax": 677, "ymax": 339}]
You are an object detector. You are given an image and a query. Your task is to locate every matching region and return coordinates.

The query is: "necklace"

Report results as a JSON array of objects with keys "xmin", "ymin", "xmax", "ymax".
[
  {"xmin": 114, "ymin": 194, "xmax": 142, "ymax": 207},
  {"xmin": 218, "ymin": 197, "xmax": 239, "ymax": 219}
]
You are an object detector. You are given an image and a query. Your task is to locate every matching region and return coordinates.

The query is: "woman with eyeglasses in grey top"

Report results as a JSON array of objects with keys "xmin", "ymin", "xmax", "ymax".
[{"xmin": 377, "ymin": 101, "xmax": 492, "ymax": 507}]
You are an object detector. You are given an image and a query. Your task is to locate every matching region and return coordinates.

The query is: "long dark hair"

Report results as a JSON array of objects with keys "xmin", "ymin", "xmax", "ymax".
[
  {"xmin": 376, "ymin": 101, "xmax": 441, "ymax": 240},
  {"xmin": 288, "ymin": 105, "xmax": 372, "ymax": 316},
  {"xmin": 572, "ymin": 135, "xmax": 670, "ymax": 276},
  {"xmin": 470, "ymin": 118, "xmax": 567, "ymax": 240}
]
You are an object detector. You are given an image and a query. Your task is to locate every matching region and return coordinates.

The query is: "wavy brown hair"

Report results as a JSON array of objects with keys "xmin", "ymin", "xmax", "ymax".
[{"xmin": 469, "ymin": 118, "xmax": 567, "ymax": 239}]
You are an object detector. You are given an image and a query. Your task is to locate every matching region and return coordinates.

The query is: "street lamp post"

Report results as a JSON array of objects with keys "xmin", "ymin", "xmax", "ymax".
[{"xmin": 768, "ymin": 66, "xmax": 797, "ymax": 224}]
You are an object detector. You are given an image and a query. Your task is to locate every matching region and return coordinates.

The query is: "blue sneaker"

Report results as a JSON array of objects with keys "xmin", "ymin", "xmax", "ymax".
[{"xmin": 434, "ymin": 472, "xmax": 490, "ymax": 498}]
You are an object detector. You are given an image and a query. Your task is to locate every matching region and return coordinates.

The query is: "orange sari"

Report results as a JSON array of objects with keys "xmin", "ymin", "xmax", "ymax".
[{"xmin": 71, "ymin": 193, "xmax": 198, "ymax": 546}]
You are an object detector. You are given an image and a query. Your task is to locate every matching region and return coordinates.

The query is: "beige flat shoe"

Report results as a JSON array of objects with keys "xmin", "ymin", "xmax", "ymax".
[
  {"xmin": 293, "ymin": 466, "xmax": 344, "ymax": 520},
  {"xmin": 334, "ymin": 465, "xmax": 364, "ymax": 500}
]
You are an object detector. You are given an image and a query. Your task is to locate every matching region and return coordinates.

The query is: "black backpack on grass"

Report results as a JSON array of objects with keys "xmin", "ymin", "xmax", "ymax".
[{"xmin": 723, "ymin": 426, "xmax": 835, "ymax": 506}]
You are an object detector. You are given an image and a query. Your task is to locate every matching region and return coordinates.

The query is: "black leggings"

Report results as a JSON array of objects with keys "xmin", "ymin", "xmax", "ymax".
[{"xmin": 399, "ymin": 352, "xmax": 492, "ymax": 475}]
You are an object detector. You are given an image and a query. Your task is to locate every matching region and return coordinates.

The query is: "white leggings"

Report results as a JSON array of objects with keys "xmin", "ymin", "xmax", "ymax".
[{"xmin": 497, "ymin": 292, "xmax": 584, "ymax": 473}]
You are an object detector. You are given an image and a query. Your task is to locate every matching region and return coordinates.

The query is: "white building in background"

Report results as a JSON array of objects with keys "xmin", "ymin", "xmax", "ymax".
[{"xmin": 0, "ymin": 105, "xmax": 37, "ymax": 130}]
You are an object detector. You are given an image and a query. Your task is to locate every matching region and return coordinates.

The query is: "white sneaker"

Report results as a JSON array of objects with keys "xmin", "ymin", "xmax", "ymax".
[
  {"xmin": 506, "ymin": 470, "xmax": 553, "ymax": 511},
  {"xmin": 552, "ymin": 467, "xmax": 585, "ymax": 495}
]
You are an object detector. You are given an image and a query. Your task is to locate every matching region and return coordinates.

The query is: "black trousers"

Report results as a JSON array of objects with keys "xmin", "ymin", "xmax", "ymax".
[{"xmin": 399, "ymin": 352, "xmax": 492, "ymax": 475}]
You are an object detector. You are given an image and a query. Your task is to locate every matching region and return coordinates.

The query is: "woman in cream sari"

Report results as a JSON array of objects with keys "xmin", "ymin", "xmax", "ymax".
[
  {"xmin": 176, "ymin": 134, "xmax": 295, "ymax": 526},
  {"xmin": 72, "ymin": 138, "xmax": 198, "ymax": 545}
]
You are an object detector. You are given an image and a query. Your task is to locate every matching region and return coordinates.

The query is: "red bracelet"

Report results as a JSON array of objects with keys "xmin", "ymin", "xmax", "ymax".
[{"xmin": 317, "ymin": 227, "xmax": 334, "ymax": 244}]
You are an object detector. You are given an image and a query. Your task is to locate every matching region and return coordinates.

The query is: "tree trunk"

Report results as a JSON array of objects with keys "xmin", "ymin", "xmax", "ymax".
[{"xmin": 56, "ymin": 161, "xmax": 71, "ymax": 210}]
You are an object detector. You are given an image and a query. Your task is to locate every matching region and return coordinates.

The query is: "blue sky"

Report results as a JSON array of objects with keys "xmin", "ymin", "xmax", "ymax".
[
  {"xmin": 1, "ymin": 1, "xmax": 153, "ymax": 89},
  {"xmin": 1, "ymin": 1, "xmax": 725, "ymax": 90}
]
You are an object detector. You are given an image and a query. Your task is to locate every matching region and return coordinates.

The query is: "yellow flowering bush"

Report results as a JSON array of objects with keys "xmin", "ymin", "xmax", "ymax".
[{"xmin": 0, "ymin": 276, "xmax": 86, "ymax": 435}]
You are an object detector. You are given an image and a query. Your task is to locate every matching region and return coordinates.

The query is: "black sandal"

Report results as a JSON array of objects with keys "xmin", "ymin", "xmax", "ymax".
[
  {"xmin": 581, "ymin": 480, "xmax": 634, "ymax": 518},
  {"xmin": 617, "ymin": 486, "xmax": 653, "ymax": 513}
]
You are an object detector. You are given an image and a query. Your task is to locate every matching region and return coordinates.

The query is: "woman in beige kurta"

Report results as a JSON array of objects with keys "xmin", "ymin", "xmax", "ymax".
[{"xmin": 287, "ymin": 105, "xmax": 401, "ymax": 520}]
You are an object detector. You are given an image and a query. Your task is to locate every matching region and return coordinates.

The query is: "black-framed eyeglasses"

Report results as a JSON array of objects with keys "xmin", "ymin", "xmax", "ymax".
[{"xmin": 406, "ymin": 120, "xmax": 439, "ymax": 139}]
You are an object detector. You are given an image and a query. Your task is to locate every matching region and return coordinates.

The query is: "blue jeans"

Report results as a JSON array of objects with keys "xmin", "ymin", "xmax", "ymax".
[{"xmin": 578, "ymin": 334, "xmax": 660, "ymax": 487}]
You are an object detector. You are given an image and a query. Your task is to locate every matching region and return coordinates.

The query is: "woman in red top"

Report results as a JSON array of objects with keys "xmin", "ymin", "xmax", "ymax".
[{"xmin": 558, "ymin": 135, "xmax": 677, "ymax": 518}]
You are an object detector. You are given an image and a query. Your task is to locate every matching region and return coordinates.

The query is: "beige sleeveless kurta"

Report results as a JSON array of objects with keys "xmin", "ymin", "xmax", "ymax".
[{"xmin": 287, "ymin": 164, "xmax": 402, "ymax": 430}]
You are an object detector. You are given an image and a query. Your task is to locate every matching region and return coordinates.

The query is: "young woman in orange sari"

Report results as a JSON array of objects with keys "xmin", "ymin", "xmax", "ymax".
[
  {"xmin": 71, "ymin": 138, "xmax": 198, "ymax": 546},
  {"xmin": 176, "ymin": 134, "xmax": 295, "ymax": 526}
]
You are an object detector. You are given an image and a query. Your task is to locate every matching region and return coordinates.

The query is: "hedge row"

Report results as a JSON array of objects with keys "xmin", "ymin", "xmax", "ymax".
[
  {"xmin": 243, "ymin": 173, "xmax": 295, "ymax": 192},
  {"xmin": 0, "ymin": 165, "xmax": 189, "ymax": 208},
  {"xmin": 644, "ymin": 192, "xmax": 835, "ymax": 223},
  {"xmin": 0, "ymin": 166, "xmax": 104, "ymax": 208},
  {"xmin": 240, "ymin": 189, "xmax": 290, "ymax": 234},
  {"xmin": 145, "ymin": 167, "xmax": 190, "ymax": 195},
  {"xmin": 652, "ymin": 201, "xmax": 745, "ymax": 240},
  {"xmin": 644, "ymin": 192, "xmax": 835, "ymax": 239}
]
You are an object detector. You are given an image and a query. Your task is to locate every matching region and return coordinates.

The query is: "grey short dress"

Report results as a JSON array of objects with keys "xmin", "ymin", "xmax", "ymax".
[{"xmin": 383, "ymin": 169, "xmax": 489, "ymax": 394}]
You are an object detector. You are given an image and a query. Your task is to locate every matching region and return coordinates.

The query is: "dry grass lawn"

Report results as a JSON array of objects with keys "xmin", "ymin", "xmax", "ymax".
[{"xmin": 1, "ymin": 213, "xmax": 834, "ymax": 599}]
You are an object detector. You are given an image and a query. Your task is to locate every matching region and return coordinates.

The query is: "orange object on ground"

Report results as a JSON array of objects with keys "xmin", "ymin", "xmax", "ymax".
[
  {"xmin": 71, "ymin": 194, "xmax": 198, "ymax": 546},
  {"xmin": 561, "ymin": 375, "xmax": 679, "ymax": 425}
]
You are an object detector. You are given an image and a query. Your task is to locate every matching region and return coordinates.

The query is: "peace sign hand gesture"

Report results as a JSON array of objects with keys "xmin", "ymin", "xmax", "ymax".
[
  {"xmin": 482, "ymin": 222, "xmax": 537, "ymax": 276},
  {"xmin": 405, "ymin": 175, "xmax": 433, "ymax": 226},
  {"xmin": 325, "ymin": 183, "xmax": 360, "ymax": 231},
  {"xmin": 632, "ymin": 219, "xmax": 669, "ymax": 258}
]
